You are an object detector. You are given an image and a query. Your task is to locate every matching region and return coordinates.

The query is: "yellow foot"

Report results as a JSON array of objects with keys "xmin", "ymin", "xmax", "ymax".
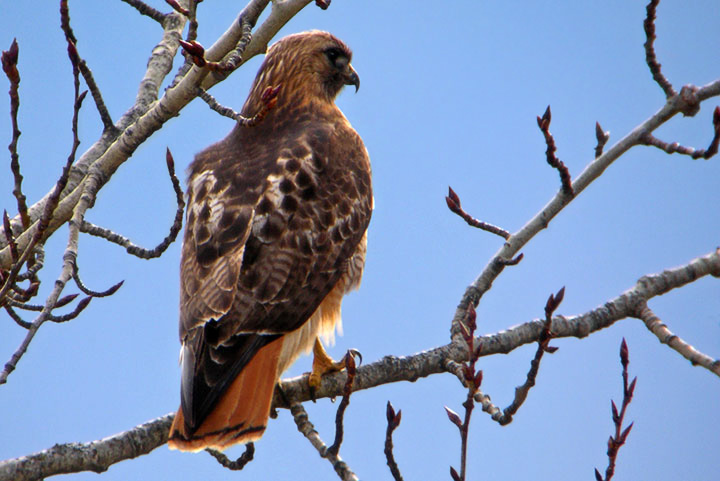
[{"xmin": 308, "ymin": 339, "xmax": 362, "ymax": 391}]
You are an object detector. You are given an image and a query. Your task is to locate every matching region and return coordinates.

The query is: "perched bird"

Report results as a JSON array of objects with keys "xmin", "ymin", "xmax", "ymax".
[{"xmin": 168, "ymin": 31, "xmax": 372, "ymax": 452}]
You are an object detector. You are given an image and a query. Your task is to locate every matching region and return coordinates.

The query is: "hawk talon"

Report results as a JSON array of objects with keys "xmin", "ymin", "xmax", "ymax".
[
  {"xmin": 308, "ymin": 340, "xmax": 362, "ymax": 395},
  {"xmin": 345, "ymin": 348, "xmax": 362, "ymax": 366}
]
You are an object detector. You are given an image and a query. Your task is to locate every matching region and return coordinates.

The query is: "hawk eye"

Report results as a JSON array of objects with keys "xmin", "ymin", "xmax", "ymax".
[{"xmin": 324, "ymin": 47, "xmax": 345, "ymax": 67}]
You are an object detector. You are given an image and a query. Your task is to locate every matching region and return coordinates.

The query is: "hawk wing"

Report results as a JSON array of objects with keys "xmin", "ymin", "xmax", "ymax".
[{"xmin": 176, "ymin": 118, "xmax": 372, "ymax": 444}]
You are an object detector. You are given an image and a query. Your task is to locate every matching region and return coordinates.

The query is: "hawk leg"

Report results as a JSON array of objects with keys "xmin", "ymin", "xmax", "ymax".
[{"xmin": 309, "ymin": 338, "xmax": 361, "ymax": 390}]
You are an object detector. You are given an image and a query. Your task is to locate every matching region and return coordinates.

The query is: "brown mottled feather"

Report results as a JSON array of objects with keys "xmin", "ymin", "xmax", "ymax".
[{"xmin": 169, "ymin": 31, "xmax": 372, "ymax": 451}]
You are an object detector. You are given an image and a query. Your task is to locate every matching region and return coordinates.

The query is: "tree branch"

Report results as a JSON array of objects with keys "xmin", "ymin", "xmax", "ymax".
[
  {"xmin": 449, "ymin": 76, "xmax": 720, "ymax": 345},
  {"xmin": 290, "ymin": 402, "xmax": 359, "ymax": 481},
  {"xmin": 2, "ymin": 247, "xmax": 717, "ymax": 478},
  {"xmin": 2, "ymin": 39, "xmax": 30, "ymax": 231},
  {"xmin": 643, "ymin": 0, "xmax": 676, "ymax": 98},
  {"xmin": 79, "ymin": 149, "xmax": 184, "ymax": 260},
  {"xmin": 595, "ymin": 339, "xmax": 636, "ymax": 481},
  {"xmin": 635, "ymin": 300, "xmax": 720, "ymax": 377},
  {"xmin": 384, "ymin": 402, "xmax": 404, "ymax": 481},
  {"xmin": 0, "ymin": 414, "xmax": 174, "ymax": 481},
  {"xmin": 120, "ymin": 0, "xmax": 167, "ymax": 24},
  {"xmin": 60, "ymin": 0, "xmax": 116, "ymax": 133},
  {"xmin": 0, "ymin": 0, "xmax": 316, "ymax": 269},
  {"xmin": 205, "ymin": 444, "xmax": 255, "ymax": 471}
]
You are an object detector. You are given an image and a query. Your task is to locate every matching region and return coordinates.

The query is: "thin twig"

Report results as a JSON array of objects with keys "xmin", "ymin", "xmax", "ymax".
[
  {"xmin": 641, "ymin": 106, "xmax": 720, "ymax": 159},
  {"xmin": 643, "ymin": 0, "xmax": 675, "ymax": 98},
  {"xmin": 0, "ymin": 12, "xmax": 88, "ymax": 385},
  {"xmin": 537, "ymin": 106, "xmax": 574, "ymax": 196},
  {"xmin": 595, "ymin": 339, "xmax": 636, "ymax": 481},
  {"xmin": 7, "ymin": 293, "xmax": 78, "ymax": 312},
  {"xmin": 206, "ymin": 444, "xmax": 255, "ymax": 471},
  {"xmin": 120, "ymin": 0, "xmax": 167, "ymax": 24},
  {"xmin": 196, "ymin": 85, "xmax": 280, "ymax": 126},
  {"xmin": 15, "ymin": 246, "xmax": 43, "ymax": 282},
  {"xmin": 448, "ymin": 288, "xmax": 563, "ymax": 427},
  {"xmin": 186, "ymin": 1, "xmax": 200, "ymax": 43},
  {"xmin": 327, "ymin": 354, "xmax": 357, "ymax": 457},
  {"xmin": 499, "ymin": 287, "xmax": 562, "ymax": 424},
  {"xmin": 495, "ymin": 253, "xmax": 524, "ymax": 267},
  {"xmin": 445, "ymin": 187, "xmax": 510, "ymax": 239},
  {"xmin": 165, "ymin": 0, "xmax": 190, "ymax": 16},
  {"xmin": 445, "ymin": 304, "xmax": 483, "ymax": 481},
  {"xmin": 0, "ymin": 87, "xmax": 82, "ymax": 311},
  {"xmin": 72, "ymin": 261, "xmax": 124, "ymax": 298},
  {"xmin": 80, "ymin": 148, "xmax": 184, "ymax": 259},
  {"xmin": 4, "ymin": 305, "xmax": 31, "ymax": 329},
  {"xmin": 3, "ymin": 211, "xmax": 19, "ymax": 262},
  {"xmin": 5, "ymin": 280, "xmax": 39, "ymax": 303},
  {"xmin": 290, "ymin": 402, "xmax": 359, "ymax": 481},
  {"xmin": 60, "ymin": 0, "xmax": 116, "ymax": 133},
  {"xmin": 2, "ymin": 39, "xmax": 30, "ymax": 230},
  {"xmin": 46, "ymin": 297, "xmax": 92, "ymax": 323},
  {"xmin": 384, "ymin": 402, "xmax": 404, "ymax": 481}
]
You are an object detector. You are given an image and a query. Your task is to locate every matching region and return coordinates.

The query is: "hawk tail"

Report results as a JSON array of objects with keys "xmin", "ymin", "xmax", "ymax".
[{"xmin": 168, "ymin": 337, "xmax": 284, "ymax": 452}]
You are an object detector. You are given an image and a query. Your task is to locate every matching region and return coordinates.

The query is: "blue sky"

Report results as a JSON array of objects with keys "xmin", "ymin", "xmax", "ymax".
[{"xmin": 1, "ymin": 1, "xmax": 719, "ymax": 480}]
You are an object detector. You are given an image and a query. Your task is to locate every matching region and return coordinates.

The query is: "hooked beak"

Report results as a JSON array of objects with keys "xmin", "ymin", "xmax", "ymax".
[{"xmin": 344, "ymin": 65, "xmax": 360, "ymax": 92}]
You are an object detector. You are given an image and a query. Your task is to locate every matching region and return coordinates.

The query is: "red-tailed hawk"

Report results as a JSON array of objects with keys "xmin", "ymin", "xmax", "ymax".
[{"xmin": 168, "ymin": 31, "xmax": 372, "ymax": 452}]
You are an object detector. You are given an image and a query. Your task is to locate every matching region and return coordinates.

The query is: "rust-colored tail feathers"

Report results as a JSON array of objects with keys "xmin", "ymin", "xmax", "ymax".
[{"xmin": 168, "ymin": 337, "xmax": 284, "ymax": 452}]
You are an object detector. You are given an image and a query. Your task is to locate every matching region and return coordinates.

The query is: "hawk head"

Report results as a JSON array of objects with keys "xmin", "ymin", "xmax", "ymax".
[{"xmin": 242, "ymin": 31, "xmax": 360, "ymax": 116}]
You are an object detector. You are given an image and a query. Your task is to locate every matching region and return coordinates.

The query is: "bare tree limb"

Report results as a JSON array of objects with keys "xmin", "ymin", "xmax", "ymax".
[
  {"xmin": 4, "ymin": 305, "xmax": 31, "ymax": 329},
  {"xmin": 2, "ymin": 246, "xmax": 717, "ymax": 478},
  {"xmin": 0, "ymin": 414, "xmax": 174, "ymax": 481},
  {"xmin": 449, "ymin": 76, "xmax": 720, "ymax": 346},
  {"xmin": 290, "ymin": 402, "xmax": 359, "ymax": 481}
]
